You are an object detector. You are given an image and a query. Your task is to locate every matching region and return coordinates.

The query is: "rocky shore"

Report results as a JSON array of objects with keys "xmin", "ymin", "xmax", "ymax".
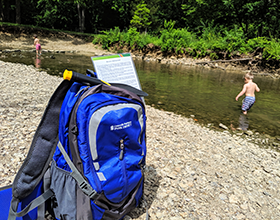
[
  {"xmin": 1, "ymin": 47, "xmax": 280, "ymax": 80},
  {"xmin": 1, "ymin": 60, "xmax": 280, "ymax": 219}
]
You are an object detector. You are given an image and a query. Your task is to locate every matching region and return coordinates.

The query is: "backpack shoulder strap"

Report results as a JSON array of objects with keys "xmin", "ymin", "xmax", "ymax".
[
  {"xmin": 8, "ymin": 80, "xmax": 73, "ymax": 220},
  {"xmin": 12, "ymin": 80, "xmax": 73, "ymax": 200}
]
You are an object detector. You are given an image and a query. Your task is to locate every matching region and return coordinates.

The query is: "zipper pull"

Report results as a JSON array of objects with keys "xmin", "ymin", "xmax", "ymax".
[
  {"xmin": 119, "ymin": 139, "xmax": 124, "ymax": 160},
  {"xmin": 75, "ymin": 86, "xmax": 90, "ymax": 97}
]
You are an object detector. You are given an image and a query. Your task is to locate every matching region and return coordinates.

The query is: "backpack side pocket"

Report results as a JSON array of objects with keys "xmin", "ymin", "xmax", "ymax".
[{"xmin": 50, "ymin": 160, "xmax": 77, "ymax": 220}]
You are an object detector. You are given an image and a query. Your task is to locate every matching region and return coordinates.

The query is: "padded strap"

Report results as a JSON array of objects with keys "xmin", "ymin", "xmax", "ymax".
[
  {"xmin": 12, "ymin": 80, "xmax": 73, "ymax": 200},
  {"xmin": 57, "ymin": 141, "xmax": 99, "ymax": 200}
]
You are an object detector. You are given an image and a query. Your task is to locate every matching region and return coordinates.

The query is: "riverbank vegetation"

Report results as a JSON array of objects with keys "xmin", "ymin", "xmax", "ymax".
[
  {"xmin": 1, "ymin": 0, "xmax": 280, "ymax": 68},
  {"xmin": 93, "ymin": 24, "xmax": 280, "ymax": 62}
]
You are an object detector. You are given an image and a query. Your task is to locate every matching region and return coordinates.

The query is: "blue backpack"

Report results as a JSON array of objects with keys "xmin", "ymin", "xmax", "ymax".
[{"xmin": 0, "ymin": 70, "xmax": 147, "ymax": 220}]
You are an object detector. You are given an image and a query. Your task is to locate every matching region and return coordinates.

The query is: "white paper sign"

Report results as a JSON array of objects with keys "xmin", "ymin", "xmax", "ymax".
[{"xmin": 91, "ymin": 53, "xmax": 141, "ymax": 90}]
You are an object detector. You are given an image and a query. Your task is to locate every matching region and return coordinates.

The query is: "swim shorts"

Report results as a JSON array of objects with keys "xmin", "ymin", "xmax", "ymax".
[
  {"xmin": 242, "ymin": 96, "xmax": 255, "ymax": 111},
  {"xmin": 36, "ymin": 44, "xmax": 41, "ymax": 50}
]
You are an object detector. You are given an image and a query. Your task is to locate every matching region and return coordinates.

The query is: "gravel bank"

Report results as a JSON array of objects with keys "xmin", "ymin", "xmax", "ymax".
[{"xmin": 1, "ymin": 61, "xmax": 280, "ymax": 219}]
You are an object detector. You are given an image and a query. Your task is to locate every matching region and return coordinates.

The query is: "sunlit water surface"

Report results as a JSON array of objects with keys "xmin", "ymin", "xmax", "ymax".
[{"xmin": 1, "ymin": 51, "xmax": 279, "ymax": 137}]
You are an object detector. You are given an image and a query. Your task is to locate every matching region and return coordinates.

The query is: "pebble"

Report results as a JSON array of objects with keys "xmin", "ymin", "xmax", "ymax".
[{"xmin": 1, "ymin": 60, "xmax": 280, "ymax": 219}]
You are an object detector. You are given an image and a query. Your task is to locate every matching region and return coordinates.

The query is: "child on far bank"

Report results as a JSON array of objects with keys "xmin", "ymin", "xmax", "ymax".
[
  {"xmin": 33, "ymin": 35, "xmax": 41, "ymax": 56},
  {"xmin": 235, "ymin": 72, "xmax": 260, "ymax": 115}
]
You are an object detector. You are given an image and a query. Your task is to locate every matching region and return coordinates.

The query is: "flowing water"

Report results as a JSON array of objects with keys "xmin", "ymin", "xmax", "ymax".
[{"xmin": 1, "ymin": 50, "xmax": 280, "ymax": 137}]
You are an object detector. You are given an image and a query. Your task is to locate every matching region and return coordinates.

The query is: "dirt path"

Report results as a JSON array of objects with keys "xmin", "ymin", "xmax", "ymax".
[{"xmin": 0, "ymin": 31, "xmax": 107, "ymax": 55}]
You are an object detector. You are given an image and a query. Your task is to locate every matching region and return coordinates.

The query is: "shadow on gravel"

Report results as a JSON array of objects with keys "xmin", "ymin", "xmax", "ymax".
[{"xmin": 129, "ymin": 165, "xmax": 161, "ymax": 219}]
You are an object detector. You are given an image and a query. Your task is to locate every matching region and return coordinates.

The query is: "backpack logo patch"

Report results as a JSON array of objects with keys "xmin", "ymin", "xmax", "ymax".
[{"xmin": 110, "ymin": 121, "xmax": 132, "ymax": 131}]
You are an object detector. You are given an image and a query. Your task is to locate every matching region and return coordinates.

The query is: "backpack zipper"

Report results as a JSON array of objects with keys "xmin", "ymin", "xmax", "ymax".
[
  {"xmin": 119, "ymin": 139, "xmax": 124, "ymax": 160},
  {"xmin": 119, "ymin": 139, "xmax": 128, "ymax": 196}
]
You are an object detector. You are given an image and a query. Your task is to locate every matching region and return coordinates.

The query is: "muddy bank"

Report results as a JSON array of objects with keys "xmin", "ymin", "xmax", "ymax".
[{"xmin": 115, "ymin": 46, "xmax": 280, "ymax": 79}]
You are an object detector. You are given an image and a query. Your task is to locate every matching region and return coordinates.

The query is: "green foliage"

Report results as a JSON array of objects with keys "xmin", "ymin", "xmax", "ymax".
[
  {"xmin": 122, "ymin": 27, "xmax": 156, "ymax": 49},
  {"xmin": 117, "ymin": 49, "xmax": 124, "ymax": 53},
  {"xmin": 159, "ymin": 28, "xmax": 196, "ymax": 53},
  {"xmin": 4, "ymin": 0, "xmax": 280, "ymax": 62},
  {"xmin": 193, "ymin": 22, "xmax": 223, "ymax": 57},
  {"xmin": 222, "ymin": 27, "xmax": 247, "ymax": 53},
  {"xmin": 1, "ymin": 0, "xmax": 279, "ymax": 40},
  {"xmin": 92, "ymin": 27, "xmax": 155, "ymax": 51},
  {"xmin": 92, "ymin": 27, "xmax": 121, "ymax": 49},
  {"xmin": 34, "ymin": 0, "xmax": 76, "ymax": 29},
  {"xmin": 130, "ymin": 1, "xmax": 152, "ymax": 31},
  {"xmin": 122, "ymin": 27, "xmax": 140, "ymax": 48},
  {"xmin": 210, "ymin": 52, "xmax": 218, "ymax": 60},
  {"xmin": 163, "ymin": 20, "xmax": 176, "ymax": 32},
  {"xmin": 191, "ymin": 25, "xmax": 250, "ymax": 57},
  {"xmin": 247, "ymin": 37, "xmax": 270, "ymax": 52},
  {"xmin": 263, "ymin": 38, "xmax": 280, "ymax": 60},
  {"xmin": 91, "ymin": 23, "xmax": 280, "ymax": 61}
]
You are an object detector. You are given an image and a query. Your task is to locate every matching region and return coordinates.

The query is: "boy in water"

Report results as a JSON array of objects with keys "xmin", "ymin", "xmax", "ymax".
[
  {"xmin": 33, "ymin": 35, "xmax": 41, "ymax": 56},
  {"xmin": 235, "ymin": 72, "xmax": 260, "ymax": 115}
]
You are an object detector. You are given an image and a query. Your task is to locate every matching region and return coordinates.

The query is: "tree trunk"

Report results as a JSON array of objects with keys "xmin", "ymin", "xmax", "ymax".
[
  {"xmin": 77, "ymin": 3, "xmax": 85, "ymax": 33},
  {"xmin": 16, "ymin": 0, "xmax": 20, "ymax": 24},
  {"xmin": 81, "ymin": 7, "xmax": 85, "ymax": 32},
  {"xmin": 0, "ymin": 0, "xmax": 3, "ymax": 21},
  {"xmin": 3, "ymin": 0, "xmax": 10, "ymax": 22},
  {"xmin": 77, "ymin": 3, "xmax": 81, "ymax": 32}
]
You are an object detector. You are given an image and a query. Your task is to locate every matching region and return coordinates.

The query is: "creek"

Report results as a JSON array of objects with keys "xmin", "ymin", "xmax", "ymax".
[{"xmin": 1, "ymin": 50, "xmax": 280, "ymax": 138}]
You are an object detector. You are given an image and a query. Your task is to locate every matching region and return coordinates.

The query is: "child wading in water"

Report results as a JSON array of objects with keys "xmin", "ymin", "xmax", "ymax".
[
  {"xmin": 235, "ymin": 72, "xmax": 260, "ymax": 115},
  {"xmin": 33, "ymin": 35, "xmax": 41, "ymax": 56}
]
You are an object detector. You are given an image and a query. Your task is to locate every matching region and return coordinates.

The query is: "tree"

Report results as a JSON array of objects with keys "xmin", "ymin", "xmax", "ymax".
[
  {"xmin": 34, "ymin": 0, "xmax": 77, "ymax": 30},
  {"xmin": 15, "ymin": 0, "xmax": 20, "ymax": 23},
  {"xmin": 102, "ymin": 0, "xmax": 134, "ymax": 29},
  {"xmin": 221, "ymin": 0, "xmax": 279, "ymax": 38},
  {"xmin": 73, "ymin": 0, "xmax": 87, "ymax": 32},
  {"xmin": 155, "ymin": 0, "xmax": 186, "ymax": 29},
  {"xmin": 1, "ymin": 0, "xmax": 12, "ymax": 22},
  {"xmin": 130, "ymin": 1, "xmax": 151, "ymax": 33},
  {"xmin": 181, "ymin": 0, "xmax": 230, "ymax": 31},
  {"xmin": 0, "ymin": 0, "xmax": 3, "ymax": 21}
]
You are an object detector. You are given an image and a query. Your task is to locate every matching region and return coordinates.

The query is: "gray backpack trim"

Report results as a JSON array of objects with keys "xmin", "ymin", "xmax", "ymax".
[
  {"xmin": 57, "ymin": 141, "xmax": 99, "ymax": 200},
  {"xmin": 89, "ymin": 103, "xmax": 144, "ymax": 162},
  {"xmin": 8, "ymin": 189, "xmax": 54, "ymax": 220},
  {"xmin": 68, "ymin": 83, "xmax": 145, "ymax": 175}
]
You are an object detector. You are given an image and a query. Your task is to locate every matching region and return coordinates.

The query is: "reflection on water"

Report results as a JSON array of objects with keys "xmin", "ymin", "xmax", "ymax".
[
  {"xmin": 1, "ymin": 51, "xmax": 280, "ymax": 137},
  {"xmin": 34, "ymin": 57, "xmax": 41, "ymax": 68},
  {"xmin": 239, "ymin": 114, "xmax": 249, "ymax": 131}
]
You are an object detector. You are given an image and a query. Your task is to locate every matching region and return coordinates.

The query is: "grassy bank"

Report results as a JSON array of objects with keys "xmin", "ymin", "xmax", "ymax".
[
  {"xmin": 2, "ymin": 22, "xmax": 280, "ymax": 61},
  {"xmin": 1, "ymin": 22, "xmax": 280, "ymax": 73},
  {"xmin": 93, "ymin": 25, "xmax": 280, "ymax": 62}
]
